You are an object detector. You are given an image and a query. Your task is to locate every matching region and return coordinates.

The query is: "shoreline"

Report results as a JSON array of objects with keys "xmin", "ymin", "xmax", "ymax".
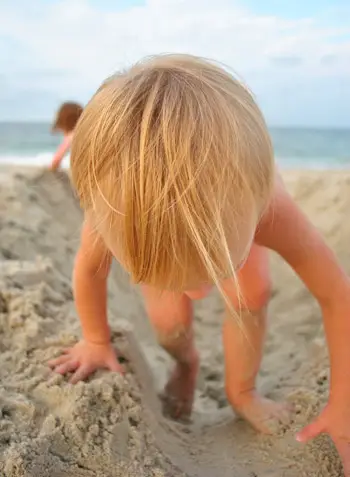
[{"xmin": 1, "ymin": 162, "xmax": 350, "ymax": 173}]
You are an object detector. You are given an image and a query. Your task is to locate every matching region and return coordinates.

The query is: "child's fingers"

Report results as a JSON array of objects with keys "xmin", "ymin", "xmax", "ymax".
[
  {"xmin": 69, "ymin": 365, "xmax": 92, "ymax": 384},
  {"xmin": 62, "ymin": 348, "xmax": 72, "ymax": 355},
  {"xmin": 108, "ymin": 357, "xmax": 124, "ymax": 374},
  {"xmin": 55, "ymin": 360, "xmax": 79, "ymax": 376},
  {"xmin": 48, "ymin": 354, "xmax": 71, "ymax": 368}
]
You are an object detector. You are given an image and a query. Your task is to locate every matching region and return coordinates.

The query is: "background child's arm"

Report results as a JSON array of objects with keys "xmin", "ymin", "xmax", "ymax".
[
  {"xmin": 50, "ymin": 134, "xmax": 72, "ymax": 171},
  {"xmin": 48, "ymin": 219, "xmax": 123, "ymax": 382},
  {"xmin": 256, "ymin": 177, "xmax": 350, "ymax": 470}
]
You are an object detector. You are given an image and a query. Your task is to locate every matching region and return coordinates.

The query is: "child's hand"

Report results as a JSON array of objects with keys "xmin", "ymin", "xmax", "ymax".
[
  {"xmin": 49, "ymin": 159, "xmax": 60, "ymax": 171},
  {"xmin": 48, "ymin": 339, "xmax": 124, "ymax": 383},
  {"xmin": 297, "ymin": 401, "xmax": 350, "ymax": 475}
]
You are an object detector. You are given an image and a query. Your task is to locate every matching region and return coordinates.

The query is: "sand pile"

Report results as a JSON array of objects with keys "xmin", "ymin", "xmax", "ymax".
[{"xmin": 0, "ymin": 167, "xmax": 348, "ymax": 476}]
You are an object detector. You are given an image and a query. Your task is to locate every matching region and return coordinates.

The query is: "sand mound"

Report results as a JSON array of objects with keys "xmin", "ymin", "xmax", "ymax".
[
  {"xmin": 0, "ymin": 265, "xmax": 191, "ymax": 476},
  {"xmin": 0, "ymin": 167, "xmax": 348, "ymax": 476}
]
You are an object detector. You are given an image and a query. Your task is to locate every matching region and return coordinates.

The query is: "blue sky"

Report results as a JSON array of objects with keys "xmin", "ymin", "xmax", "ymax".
[{"xmin": 0, "ymin": 0, "xmax": 349, "ymax": 127}]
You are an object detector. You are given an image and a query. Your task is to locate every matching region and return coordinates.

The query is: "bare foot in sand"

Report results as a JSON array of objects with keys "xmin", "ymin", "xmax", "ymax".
[
  {"xmin": 160, "ymin": 353, "xmax": 199, "ymax": 423},
  {"xmin": 229, "ymin": 390, "xmax": 294, "ymax": 435}
]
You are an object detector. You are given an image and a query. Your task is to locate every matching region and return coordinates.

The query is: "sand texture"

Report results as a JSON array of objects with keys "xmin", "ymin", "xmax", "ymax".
[{"xmin": 0, "ymin": 166, "xmax": 349, "ymax": 476}]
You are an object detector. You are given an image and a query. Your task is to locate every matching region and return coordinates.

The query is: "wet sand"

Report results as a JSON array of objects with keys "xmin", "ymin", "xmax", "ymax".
[{"xmin": 0, "ymin": 166, "xmax": 348, "ymax": 476}]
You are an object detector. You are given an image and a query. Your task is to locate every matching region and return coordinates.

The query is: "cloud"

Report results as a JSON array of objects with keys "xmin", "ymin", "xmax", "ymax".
[
  {"xmin": 270, "ymin": 56, "xmax": 303, "ymax": 67},
  {"xmin": 320, "ymin": 54, "xmax": 338, "ymax": 65},
  {"xmin": 0, "ymin": 0, "xmax": 349, "ymax": 125}
]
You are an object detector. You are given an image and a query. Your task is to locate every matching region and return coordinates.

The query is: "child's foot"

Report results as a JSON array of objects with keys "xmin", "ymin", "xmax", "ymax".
[
  {"xmin": 160, "ymin": 353, "xmax": 199, "ymax": 423},
  {"xmin": 229, "ymin": 390, "xmax": 294, "ymax": 435}
]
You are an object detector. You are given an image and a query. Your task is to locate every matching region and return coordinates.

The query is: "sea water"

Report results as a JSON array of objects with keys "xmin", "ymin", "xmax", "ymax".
[{"xmin": 0, "ymin": 122, "xmax": 349, "ymax": 169}]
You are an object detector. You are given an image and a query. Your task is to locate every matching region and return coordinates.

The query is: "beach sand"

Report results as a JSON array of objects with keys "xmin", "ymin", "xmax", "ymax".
[{"xmin": 0, "ymin": 165, "xmax": 349, "ymax": 476}]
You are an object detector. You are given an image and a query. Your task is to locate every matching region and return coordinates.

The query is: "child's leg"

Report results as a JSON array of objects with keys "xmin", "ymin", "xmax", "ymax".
[
  {"xmin": 141, "ymin": 285, "xmax": 199, "ymax": 421},
  {"xmin": 222, "ymin": 244, "xmax": 292, "ymax": 434}
]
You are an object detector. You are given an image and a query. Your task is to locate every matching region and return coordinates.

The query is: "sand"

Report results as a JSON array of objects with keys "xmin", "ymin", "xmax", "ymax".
[{"xmin": 0, "ymin": 166, "xmax": 349, "ymax": 476}]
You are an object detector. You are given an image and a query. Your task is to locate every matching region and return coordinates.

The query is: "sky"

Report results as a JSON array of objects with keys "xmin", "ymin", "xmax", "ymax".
[{"xmin": 0, "ymin": 0, "xmax": 349, "ymax": 127}]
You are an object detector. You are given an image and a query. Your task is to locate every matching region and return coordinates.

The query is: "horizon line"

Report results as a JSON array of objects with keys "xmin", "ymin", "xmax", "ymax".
[{"xmin": 0, "ymin": 120, "xmax": 349, "ymax": 131}]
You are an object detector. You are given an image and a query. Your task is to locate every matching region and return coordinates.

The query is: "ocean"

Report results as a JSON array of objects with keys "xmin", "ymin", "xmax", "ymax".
[{"xmin": 0, "ymin": 122, "xmax": 349, "ymax": 169}]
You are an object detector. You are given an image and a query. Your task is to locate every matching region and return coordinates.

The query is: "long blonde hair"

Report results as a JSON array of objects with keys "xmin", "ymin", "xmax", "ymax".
[{"xmin": 71, "ymin": 54, "xmax": 274, "ymax": 294}]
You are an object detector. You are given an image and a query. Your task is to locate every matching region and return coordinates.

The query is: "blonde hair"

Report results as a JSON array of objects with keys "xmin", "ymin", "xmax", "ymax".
[{"xmin": 71, "ymin": 54, "xmax": 274, "ymax": 293}]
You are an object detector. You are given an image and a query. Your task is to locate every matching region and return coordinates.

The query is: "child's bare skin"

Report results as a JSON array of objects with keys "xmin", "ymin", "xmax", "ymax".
[
  {"xmin": 224, "ymin": 307, "xmax": 293, "ymax": 434},
  {"xmin": 141, "ymin": 223, "xmax": 293, "ymax": 432},
  {"xmin": 48, "ymin": 229, "xmax": 124, "ymax": 382},
  {"xmin": 161, "ymin": 355, "xmax": 200, "ymax": 421},
  {"xmin": 50, "ymin": 133, "xmax": 73, "ymax": 171},
  {"xmin": 48, "ymin": 55, "xmax": 350, "ymax": 474},
  {"xmin": 49, "ymin": 175, "xmax": 350, "ymax": 455},
  {"xmin": 222, "ymin": 245, "xmax": 294, "ymax": 434},
  {"xmin": 141, "ymin": 286, "xmax": 199, "ymax": 421}
]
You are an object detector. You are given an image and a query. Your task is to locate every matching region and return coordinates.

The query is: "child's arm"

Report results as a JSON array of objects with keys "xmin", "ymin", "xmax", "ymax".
[
  {"xmin": 257, "ymin": 177, "xmax": 350, "ymax": 472},
  {"xmin": 48, "ymin": 219, "xmax": 123, "ymax": 383},
  {"xmin": 73, "ymin": 219, "xmax": 112, "ymax": 343},
  {"xmin": 50, "ymin": 134, "xmax": 72, "ymax": 171}
]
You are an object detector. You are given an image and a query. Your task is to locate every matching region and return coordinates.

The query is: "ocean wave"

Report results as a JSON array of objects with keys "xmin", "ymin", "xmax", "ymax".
[
  {"xmin": 0, "ymin": 152, "xmax": 348, "ymax": 170},
  {"xmin": 0, "ymin": 152, "xmax": 70, "ymax": 168},
  {"xmin": 276, "ymin": 156, "xmax": 350, "ymax": 170}
]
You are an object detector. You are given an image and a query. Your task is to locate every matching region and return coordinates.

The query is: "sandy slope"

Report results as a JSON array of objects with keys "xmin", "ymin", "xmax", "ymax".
[{"xmin": 0, "ymin": 166, "xmax": 349, "ymax": 476}]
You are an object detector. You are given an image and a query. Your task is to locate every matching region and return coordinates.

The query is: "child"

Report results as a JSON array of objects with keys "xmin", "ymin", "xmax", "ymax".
[
  {"xmin": 49, "ymin": 101, "xmax": 83, "ymax": 171},
  {"xmin": 48, "ymin": 55, "xmax": 350, "ymax": 474}
]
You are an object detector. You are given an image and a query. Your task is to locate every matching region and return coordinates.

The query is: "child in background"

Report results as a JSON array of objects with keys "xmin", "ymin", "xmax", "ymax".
[
  {"xmin": 48, "ymin": 55, "xmax": 350, "ymax": 475},
  {"xmin": 50, "ymin": 102, "xmax": 83, "ymax": 171}
]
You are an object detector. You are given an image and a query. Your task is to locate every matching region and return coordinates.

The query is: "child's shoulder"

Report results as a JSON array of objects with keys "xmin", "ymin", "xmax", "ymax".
[
  {"xmin": 79, "ymin": 219, "xmax": 112, "ymax": 271},
  {"xmin": 80, "ymin": 219, "xmax": 108, "ymax": 254},
  {"xmin": 255, "ymin": 174, "xmax": 294, "ymax": 236}
]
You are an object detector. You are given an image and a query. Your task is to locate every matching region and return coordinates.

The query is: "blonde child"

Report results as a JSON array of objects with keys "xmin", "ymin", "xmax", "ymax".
[
  {"xmin": 50, "ymin": 102, "xmax": 83, "ymax": 171},
  {"xmin": 48, "ymin": 55, "xmax": 350, "ymax": 474}
]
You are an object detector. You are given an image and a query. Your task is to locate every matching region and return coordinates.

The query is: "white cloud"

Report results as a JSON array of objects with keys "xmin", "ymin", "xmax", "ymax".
[{"xmin": 0, "ymin": 0, "xmax": 349, "ymax": 125}]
